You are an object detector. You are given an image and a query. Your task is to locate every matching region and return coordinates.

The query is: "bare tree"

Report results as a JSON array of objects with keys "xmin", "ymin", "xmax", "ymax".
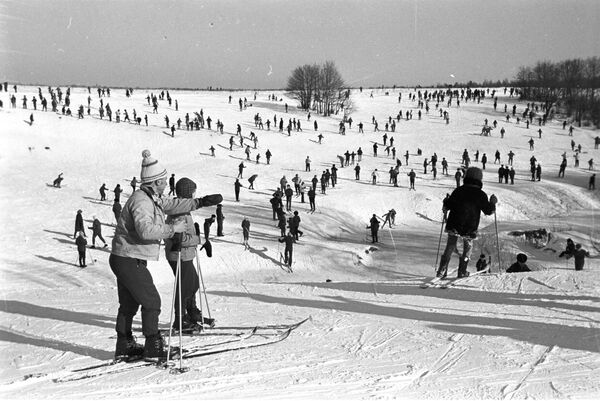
[
  {"xmin": 286, "ymin": 64, "xmax": 320, "ymax": 111},
  {"xmin": 287, "ymin": 60, "xmax": 346, "ymax": 116}
]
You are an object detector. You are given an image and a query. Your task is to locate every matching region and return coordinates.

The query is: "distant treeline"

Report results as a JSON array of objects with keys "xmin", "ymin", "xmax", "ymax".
[{"xmin": 514, "ymin": 57, "xmax": 600, "ymax": 127}]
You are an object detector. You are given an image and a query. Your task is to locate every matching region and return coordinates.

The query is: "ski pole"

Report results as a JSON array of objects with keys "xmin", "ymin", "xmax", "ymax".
[
  {"xmin": 494, "ymin": 210, "xmax": 502, "ymax": 272},
  {"xmin": 176, "ymin": 250, "xmax": 183, "ymax": 372},
  {"xmin": 196, "ymin": 251, "xmax": 212, "ymax": 321},
  {"xmin": 166, "ymin": 251, "xmax": 179, "ymax": 364},
  {"xmin": 435, "ymin": 211, "xmax": 447, "ymax": 272}
]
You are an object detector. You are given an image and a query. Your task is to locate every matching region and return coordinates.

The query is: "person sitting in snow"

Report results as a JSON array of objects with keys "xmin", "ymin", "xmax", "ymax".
[{"xmin": 506, "ymin": 253, "xmax": 531, "ymax": 273}]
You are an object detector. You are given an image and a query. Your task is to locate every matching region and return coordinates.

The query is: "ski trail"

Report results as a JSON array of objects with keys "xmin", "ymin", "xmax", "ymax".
[
  {"xmin": 502, "ymin": 345, "xmax": 555, "ymax": 399},
  {"xmin": 410, "ymin": 333, "xmax": 467, "ymax": 387}
]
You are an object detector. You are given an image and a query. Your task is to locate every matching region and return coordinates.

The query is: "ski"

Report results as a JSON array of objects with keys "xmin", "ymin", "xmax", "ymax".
[
  {"xmin": 45, "ymin": 318, "xmax": 309, "ymax": 383},
  {"xmin": 420, "ymin": 268, "xmax": 459, "ymax": 289},
  {"xmin": 438, "ymin": 267, "xmax": 492, "ymax": 289}
]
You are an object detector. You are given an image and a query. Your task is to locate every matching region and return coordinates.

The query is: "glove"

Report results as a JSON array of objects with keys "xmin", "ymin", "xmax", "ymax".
[
  {"xmin": 490, "ymin": 194, "xmax": 498, "ymax": 205},
  {"xmin": 195, "ymin": 194, "xmax": 223, "ymax": 208},
  {"xmin": 194, "ymin": 222, "xmax": 200, "ymax": 236},
  {"xmin": 171, "ymin": 232, "xmax": 183, "ymax": 252}
]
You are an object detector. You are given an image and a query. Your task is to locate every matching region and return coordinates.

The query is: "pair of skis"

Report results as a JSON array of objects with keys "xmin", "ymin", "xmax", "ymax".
[
  {"xmin": 420, "ymin": 267, "xmax": 491, "ymax": 289},
  {"xmin": 38, "ymin": 317, "xmax": 310, "ymax": 383}
]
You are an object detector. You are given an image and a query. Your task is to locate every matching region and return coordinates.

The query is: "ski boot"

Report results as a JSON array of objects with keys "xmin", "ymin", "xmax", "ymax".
[{"xmin": 115, "ymin": 335, "xmax": 144, "ymax": 361}]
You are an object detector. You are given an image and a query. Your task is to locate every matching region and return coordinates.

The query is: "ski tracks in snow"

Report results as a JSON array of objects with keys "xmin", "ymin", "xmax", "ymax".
[
  {"xmin": 345, "ymin": 326, "xmax": 402, "ymax": 355},
  {"xmin": 501, "ymin": 344, "xmax": 555, "ymax": 399}
]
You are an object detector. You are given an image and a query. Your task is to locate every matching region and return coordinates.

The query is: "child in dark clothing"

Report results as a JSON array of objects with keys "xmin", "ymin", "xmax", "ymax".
[
  {"xmin": 506, "ymin": 253, "xmax": 531, "ymax": 273},
  {"xmin": 476, "ymin": 254, "xmax": 491, "ymax": 273},
  {"xmin": 75, "ymin": 231, "xmax": 87, "ymax": 267}
]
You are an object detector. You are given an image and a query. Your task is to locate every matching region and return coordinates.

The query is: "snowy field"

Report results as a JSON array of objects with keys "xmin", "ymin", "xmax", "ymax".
[{"xmin": 0, "ymin": 85, "xmax": 599, "ymax": 399}]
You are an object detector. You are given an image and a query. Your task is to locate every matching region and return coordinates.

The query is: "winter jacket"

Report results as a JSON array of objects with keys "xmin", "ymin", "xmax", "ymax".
[
  {"xmin": 443, "ymin": 179, "xmax": 495, "ymax": 238},
  {"xmin": 92, "ymin": 219, "xmax": 102, "ymax": 235},
  {"xmin": 572, "ymin": 248, "xmax": 590, "ymax": 270},
  {"xmin": 75, "ymin": 236, "xmax": 87, "ymax": 252},
  {"xmin": 506, "ymin": 262, "xmax": 531, "ymax": 273},
  {"xmin": 75, "ymin": 213, "xmax": 84, "ymax": 234},
  {"xmin": 111, "ymin": 186, "xmax": 201, "ymax": 261},
  {"xmin": 164, "ymin": 212, "xmax": 200, "ymax": 262},
  {"xmin": 278, "ymin": 235, "xmax": 295, "ymax": 250}
]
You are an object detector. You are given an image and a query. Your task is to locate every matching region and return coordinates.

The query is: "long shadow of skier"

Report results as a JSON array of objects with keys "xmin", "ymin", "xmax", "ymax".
[{"xmin": 0, "ymin": 328, "xmax": 114, "ymax": 360}]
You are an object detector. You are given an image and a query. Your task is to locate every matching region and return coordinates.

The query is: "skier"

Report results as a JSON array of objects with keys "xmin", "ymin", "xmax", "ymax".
[
  {"xmin": 237, "ymin": 162, "xmax": 245, "ymax": 179},
  {"xmin": 75, "ymin": 231, "xmax": 88, "ymax": 267},
  {"xmin": 476, "ymin": 254, "xmax": 490, "ymax": 273},
  {"xmin": 168, "ymin": 174, "xmax": 176, "ymax": 196},
  {"xmin": 234, "ymin": 178, "xmax": 243, "ymax": 201},
  {"xmin": 99, "ymin": 183, "xmax": 107, "ymax": 201},
  {"xmin": 572, "ymin": 244, "xmax": 590, "ymax": 271},
  {"xmin": 368, "ymin": 214, "xmax": 381, "ymax": 243},
  {"xmin": 308, "ymin": 187, "xmax": 316, "ymax": 212},
  {"xmin": 112, "ymin": 200, "xmax": 122, "ymax": 223},
  {"xmin": 74, "ymin": 209, "xmax": 86, "ymax": 238},
  {"xmin": 90, "ymin": 215, "xmax": 108, "ymax": 248},
  {"xmin": 381, "ymin": 209, "xmax": 396, "ymax": 228},
  {"xmin": 354, "ymin": 164, "xmax": 361, "ymax": 180},
  {"xmin": 506, "ymin": 253, "xmax": 531, "ymax": 273},
  {"xmin": 216, "ymin": 204, "xmax": 225, "ymax": 236},
  {"xmin": 53, "ymin": 173, "xmax": 64, "ymax": 188},
  {"xmin": 203, "ymin": 215, "xmax": 216, "ymax": 241},
  {"xmin": 278, "ymin": 232, "xmax": 295, "ymax": 267},
  {"xmin": 109, "ymin": 150, "xmax": 222, "ymax": 362},
  {"xmin": 436, "ymin": 167, "xmax": 497, "ymax": 278},
  {"xmin": 241, "ymin": 217, "xmax": 251, "ymax": 248},
  {"xmin": 305, "ymin": 156, "xmax": 311, "ymax": 172},
  {"xmin": 164, "ymin": 177, "xmax": 203, "ymax": 332},
  {"xmin": 407, "ymin": 169, "xmax": 416, "ymax": 190},
  {"xmin": 248, "ymin": 174, "xmax": 257, "ymax": 190},
  {"xmin": 130, "ymin": 177, "xmax": 138, "ymax": 192}
]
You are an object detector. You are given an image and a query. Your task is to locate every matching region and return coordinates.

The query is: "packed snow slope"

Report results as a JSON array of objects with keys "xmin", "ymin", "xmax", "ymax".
[{"xmin": 1, "ymin": 86, "xmax": 599, "ymax": 400}]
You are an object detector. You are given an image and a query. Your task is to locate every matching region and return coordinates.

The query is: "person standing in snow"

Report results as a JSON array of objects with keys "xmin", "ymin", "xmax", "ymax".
[
  {"xmin": 572, "ymin": 244, "xmax": 590, "ymax": 271},
  {"xmin": 368, "ymin": 214, "xmax": 381, "ymax": 243},
  {"xmin": 241, "ymin": 217, "xmax": 250, "ymax": 248},
  {"xmin": 436, "ymin": 167, "xmax": 497, "ymax": 279},
  {"xmin": 112, "ymin": 200, "xmax": 122, "ymax": 223},
  {"xmin": 109, "ymin": 150, "xmax": 222, "ymax": 362},
  {"xmin": 89, "ymin": 215, "xmax": 108, "ymax": 248},
  {"xmin": 74, "ymin": 209, "xmax": 86, "ymax": 238},
  {"xmin": 168, "ymin": 174, "xmax": 176, "ymax": 196},
  {"xmin": 216, "ymin": 204, "xmax": 225, "ymax": 236},
  {"xmin": 99, "ymin": 183, "xmax": 108, "ymax": 201},
  {"xmin": 113, "ymin": 184, "xmax": 123, "ymax": 203},
  {"xmin": 130, "ymin": 177, "xmax": 138, "ymax": 192},
  {"xmin": 164, "ymin": 177, "xmax": 203, "ymax": 332},
  {"xmin": 203, "ymin": 214, "xmax": 216, "ymax": 241},
  {"xmin": 407, "ymin": 169, "xmax": 416, "ymax": 190},
  {"xmin": 278, "ymin": 231, "xmax": 295, "ymax": 267},
  {"xmin": 75, "ymin": 231, "xmax": 88, "ymax": 267}
]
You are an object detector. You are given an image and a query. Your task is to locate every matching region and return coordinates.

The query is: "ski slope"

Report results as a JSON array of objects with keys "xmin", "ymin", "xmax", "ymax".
[{"xmin": 1, "ymin": 86, "xmax": 599, "ymax": 399}]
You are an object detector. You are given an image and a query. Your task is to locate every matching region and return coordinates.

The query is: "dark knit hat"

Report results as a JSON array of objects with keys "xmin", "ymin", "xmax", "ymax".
[
  {"xmin": 464, "ymin": 167, "xmax": 483, "ymax": 187},
  {"xmin": 517, "ymin": 253, "xmax": 527, "ymax": 263},
  {"xmin": 175, "ymin": 177, "xmax": 197, "ymax": 198}
]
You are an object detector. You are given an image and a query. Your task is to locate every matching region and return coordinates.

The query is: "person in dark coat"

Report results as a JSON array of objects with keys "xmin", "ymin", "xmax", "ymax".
[
  {"xmin": 285, "ymin": 185, "xmax": 294, "ymax": 211},
  {"xmin": 114, "ymin": 184, "xmax": 123, "ymax": 202},
  {"xmin": 90, "ymin": 215, "xmax": 108, "ymax": 248},
  {"xmin": 270, "ymin": 193, "xmax": 282, "ymax": 219},
  {"xmin": 572, "ymin": 244, "xmax": 590, "ymax": 271},
  {"xmin": 559, "ymin": 238, "xmax": 575, "ymax": 258},
  {"xmin": 368, "ymin": 214, "xmax": 381, "ymax": 243},
  {"xmin": 74, "ymin": 209, "xmax": 86, "ymax": 238},
  {"xmin": 454, "ymin": 169, "xmax": 462, "ymax": 188},
  {"xmin": 407, "ymin": 169, "xmax": 416, "ymax": 190},
  {"xmin": 506, "ymin": 253, "xmax": 531, "ymax": 273},
  {"xmin": 130, "ymin": 177, "xmax": 138, "ymax": 192},
  {"xmin": 308, "ymin": 187, "xmax": 316, "ymax": 212},
  {"xmin": 355, "ymin": 164, "xmax": 361, "ymax": 180},
  {"xmin": 216, "ymin": 204, "xmax": 224, "ymax": 236},
  {"xmin": 75, "ymin": 231, "xmax": 88, "ymax": 267},
  {"xmin": 234, "ymin": 178, "xmax": 243, "ymax": 201},
  {"xmin": 99, "ymin": 183, "xmax": 107, "ymax": 201},
  {"xmin": 278, "ymin": 232, "xmax": 295, "ymax": 267},
  {"xmin": 203, "ymin": 215, "xmax": 216, "ymax": 241},
  {"xmin": 476, "ymin": 254, "xmax": 490, "ymax": 273},
  {"xmin": 241, "ymin": 217, "xmax": 251, "ymax": 248},
  {"xmin": 289, "ymin": 211, "xmax": 303, "ymax": 240},
  {"xmin": 112, "ymin": 200, "xmax": 122, "ymax": 223},
  {"xmin": 248, "ymin": 174, "xmax": 257, "ymax": 190},
  {"xmin": 437, "ymin": 167, "xmax": 497, "ymax": 278},
  {"xmin": 168, "ymin": 174, "xmax": 176, "ymax": 196},
  {"xmin": 53, "ymin": 173, "xmax": 64, "ymax": 187}
]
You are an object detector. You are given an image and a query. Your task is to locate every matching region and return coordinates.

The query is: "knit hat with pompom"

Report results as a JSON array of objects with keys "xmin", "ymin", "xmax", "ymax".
[{"xmin": 140, "ymin": 150, "xmax": 167, "ymax": 184}]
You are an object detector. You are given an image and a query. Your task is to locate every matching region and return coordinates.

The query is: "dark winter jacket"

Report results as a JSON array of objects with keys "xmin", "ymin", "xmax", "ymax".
[
  {"xmin": 572, "ymin": 248, "xmax": 590, "ymax": 270},
  {"xmin": 75, "ymin": 235, "xmax": 87, "ymax": 252},
  {"xmin": 92, "ymin": 218, "xmax": 102, "ymax": 235},
  {"xmin": 443, "ymin": 179, "xmax": 495, "ymax": 238},
  {"xmin": 278, "ymin": 234, "xmax": 295, "ymax": 250},
  {"xmin": 506, "ymin": 262, "xmax": 531, "ymax": 273},
  {"xmin": 75, "ymin": 212, "xmax": 85, "ymax": 234}
]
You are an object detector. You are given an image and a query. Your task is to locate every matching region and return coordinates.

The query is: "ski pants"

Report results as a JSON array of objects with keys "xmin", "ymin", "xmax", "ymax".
[
  {"xmin": 92, "ymin": 232, "xmax": 106, "ymax": 246},
  {"xmin": 284, "ymin": 247, "xmax": 293, "ymax": 266},
  {"xmin": 437, "ymin": 233, "xmax": 473, "ymax": 277},
  {"xmin": 78, "ymin": 250, "xmax": 86, "ymax": 267},
  {"xmin": 168, "ymin": 259, "xmax": 200, "ymax": 319},
  {"xmin": 109, "ymin": 254, "xmax": 161, "ymax": 338}
]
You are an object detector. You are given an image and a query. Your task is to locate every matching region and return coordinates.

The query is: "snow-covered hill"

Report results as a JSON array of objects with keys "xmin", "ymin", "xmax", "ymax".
[{"xmin": 1, "ymin": 86, "xmax": 599, "ymax": 399}]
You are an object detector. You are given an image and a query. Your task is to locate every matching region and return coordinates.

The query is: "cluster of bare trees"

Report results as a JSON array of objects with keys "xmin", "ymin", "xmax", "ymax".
[
  {"xmin": 514, "ymin": 57, "xmax": 600, "ymax": 127},
  {"xmin": 286, "ymin": 61, "xmax": 348, "ymax": 116}
]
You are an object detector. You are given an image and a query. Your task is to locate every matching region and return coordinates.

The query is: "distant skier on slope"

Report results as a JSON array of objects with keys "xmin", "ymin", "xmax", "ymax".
[{"xmin": 436, "ymin": 167, "xmax": 497, "ymax": 279}]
